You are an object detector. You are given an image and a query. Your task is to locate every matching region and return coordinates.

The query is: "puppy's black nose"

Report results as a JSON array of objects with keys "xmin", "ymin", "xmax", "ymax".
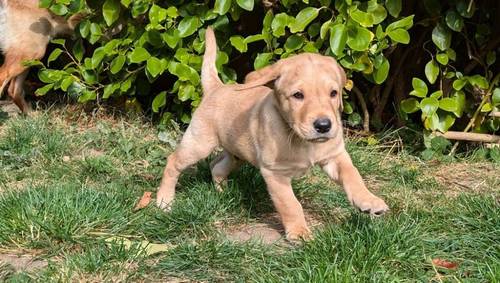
[{"xmin": 313, "ymin": 118, "xmax": 332, "ymax": 133}]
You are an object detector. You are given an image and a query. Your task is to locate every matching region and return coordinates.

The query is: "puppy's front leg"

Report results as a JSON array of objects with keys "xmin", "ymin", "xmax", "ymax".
[
  {"xmin": 261, "ymin": 169, "xmax": 311, "ymax": 241},
  {"xmin": 322, "ymin": 151, "xmax": 389, "ymax": 215}
]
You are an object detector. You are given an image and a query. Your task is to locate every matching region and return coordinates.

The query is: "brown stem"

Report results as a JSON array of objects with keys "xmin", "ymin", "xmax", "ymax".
[
  {"xmin": 464, "ymin": 36, "xmax": 500, "ymax": 75},
  {"xmin": 438, "ymin": 131, "xmax": 500, "ymax": 143},
  {"xmin": 352, "ymin": 86, "xmax": 370, "ymax": 132}
]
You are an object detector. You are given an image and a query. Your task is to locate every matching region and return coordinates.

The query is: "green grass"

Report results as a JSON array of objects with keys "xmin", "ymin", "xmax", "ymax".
[{"xmin": 0, "ymin": 109, "xmax": 498, "ymax": 282}]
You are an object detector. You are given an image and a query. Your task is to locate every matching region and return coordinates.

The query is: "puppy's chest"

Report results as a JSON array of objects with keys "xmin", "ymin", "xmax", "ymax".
[{"xmin": 260, "ymin": 145, "xmax": 332, "ymax": 177}]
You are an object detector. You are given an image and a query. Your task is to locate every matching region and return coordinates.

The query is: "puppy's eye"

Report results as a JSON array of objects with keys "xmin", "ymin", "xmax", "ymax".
[
  {"xmin": 292, "ymin": 92, "xmax": 304, "ymax": 100},
  {"xmin": 330, "ymin": 90, "xmax": 338, "ymax": 98}
]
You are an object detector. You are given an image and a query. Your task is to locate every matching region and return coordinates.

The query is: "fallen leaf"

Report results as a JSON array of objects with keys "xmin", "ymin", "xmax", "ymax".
[
  {"xmin": 432, "ymin": 258, "xmax": 458, "ymax": 269},
  {"xmin": 104, "ymin": 237, "xmax": 172, "ymax": 255},
  {"xmin": 133, "ymin": 191, "xmax": 152, "ymax": 211}
]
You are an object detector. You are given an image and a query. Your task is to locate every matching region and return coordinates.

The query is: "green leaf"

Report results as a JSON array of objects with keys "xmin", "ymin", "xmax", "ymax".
[
  {"xmin": 452, "ymin": 90, "xmax": 466, "ymax": 117},
  {"xmin": 446, "ymin": 48, "xmax": 456, "ymax": 61},
  {"xmin": 432, "ymin": 23, "xmax": 452, "ymax": 51},
  {"xmin": 373, "ymin": 58, "xmax": 389, "ymax": 84},
  {"xmin": 129, "ymin": 47, "xmax": 151, "ymax": 63},
  {"xmin": 49, "ymin": 4, "xmax": 68, "ymax": 16},
  {"xmin": 230, "ymin": 36, "xmax": 248, "ymax": 53},
  {"xmin": 60, "ymin": 77, "xmax": 74, "ymax": 92},
  {"xmin": 178, "ymin": 84, "xmax": 196, "ymax": 101},
  {"xmin": 350, "ymin": 9, "xmax": 374, "ymax": 28},
  {"xmin": 110, "ymin": 55, "xmax": 126, "ymax": 74},
  {"xmin": 486, "ymin": 51, "xmax": 496, "ymax": 66},
  {"xmin": 436, "ymin": 53, "xmax": 448, "ymax": 65},
  {"xmin": 152, "ymin": 91, "xmax": 167, "ymax": 112},
  {"xmin": 214, "ymin": 0, "xmax": 232, "ymax": 15},
  {"xmin": 236, "ymin": 0, "xmax": 254, "ymax": 11},
  {"xmin": 103, "ymin": 0, "xmax": 121, "ymax": 26},
  {"xmin": 387, "ymin": 28, "xmax": 410, "ymax": 44},
  {"xmin": 284, "ymin": 35, "xmax": 304, "ymax": 52},
  {"xmin": 103, "ymin": 83, "xmax": 120, "ymax": 99},
  {"xmin": 47, "ymin": 48, "xmax": 63, "ymax": 66},
  {"xmin": 467, "ymin": 75, "xmax": 489, "ymax": 89},
  {"xmin": 72, "ymin": 39, "xmax": 85, "ymax": 62},
  {"xmin": 35, "ymin": 84, "xmax": 54, "ymax": 96},
  {"xmin": 410, "ymin": 77, "xmax": 428, "ymax": 98},
  {"xmin": 367, "ymin": 1, "xmax": 387, "ymax": 25},
  {"xmin": 424, "ymin": 60, "xmax": 439, "ymax": 84},
  {"xmin": 147, "ymin": 57, "xmax": 164, "ymax": 78},
  {"xmin": 347, "ymin": 113, "xmax": 362, "ymax": 126},
  {"xmin": 39, "ymin": 0, "xmax": 52, "ymax": 9},
  {"xmin": 162, "ymin": 29, "xmax": 180, "ymax": 49},
  {"xmin": 452, "ymin": 78, "xmax": 467, "ymax": 90},
  {"xmin": 320, "ymin": 20, "xmax": 332, "ymax": 39},
  {"xmin": 178, "ymin": 17, "xmax": 201, "ymax": 38},
  {"xmin": 346, "ymin": 25, "xmax": 373, "ymax": 51},
  {"xmin": 50, "ymin": 39, "xmax": 66, "ymax": 46},
  {"xmin": 329, "ymin": 24, "xmax": 348, "ymax": 55},
  {"xmin": 244, "ymin": 34, "xmax": 265, "ymax": 44},
  {"xmin": 430, "ymin": 90, "xmax": 443, "ymax": 99},
  {"xmin": 386, "ymin": 15, "xmax": 414, "ymax": 31},
  {"xmin": 289, "ymin": 7, "xmax": 319, "ymax": 33},
  {"xmin": 401, "ymin": 98, "xmax": 419, "ymax": 113},
  {"xmin": 89, "ymin": 23, "xmax": 102, "ymax": 44},
  {"xmin": 427, "ymin": 112, "xmax": 455, "ymax": 132},
  {"xmin": 385, "ymin": 0, "xmax": 402, "ymax": 17},
  {"xmin": 272, "ymin": 13, "xmax": 291, "ymax": 37},
  {"xmin": 254, "ymin": 53, "xmax": 273, "ymax": 69},
  {"xmin": 149, "ymin": 4, "xmax": 167, "ymax": 25},
  {"xmin": 439, "ymin": 97, "xmax": 458, "ymax": 112},
  {"xmin": 420, "ymin": 97, "xmax": 439, "ymax": 118},
  {"xmin": 79, "ymin": 20, "xmax": 91, "ymax": 38},
  {"xmin": 91, "ymin": 47, "xmax": 106, "ymax": 69},
  {"xmin": 492, "ymin": 88, "xmax": 500, "ymax": 106},
  {"xmin": 445, "ymin": 10, "xmax": 463, "ymax": 32},
  {"xmin": 78, "ymin": 90, "xmax": 97, "ymax": 103}
]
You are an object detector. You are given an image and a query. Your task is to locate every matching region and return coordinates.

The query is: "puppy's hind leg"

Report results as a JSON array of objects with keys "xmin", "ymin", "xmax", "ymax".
[
  {"xmin": 8, "ymin": 71, "xmax": 31, "ymax": 113},
  {"xmin": 210, "ymin": 150, "xmax": 241, "ymax": 192},
  {"xmin": 157, "ymin": 124, "xmax": 218, "ymax": 211}
]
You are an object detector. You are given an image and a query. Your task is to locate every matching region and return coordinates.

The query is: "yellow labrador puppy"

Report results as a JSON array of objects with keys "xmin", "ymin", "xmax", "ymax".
[{"xmin": 157, "ymin": 27, "xmax": 389, "ymax": 241}]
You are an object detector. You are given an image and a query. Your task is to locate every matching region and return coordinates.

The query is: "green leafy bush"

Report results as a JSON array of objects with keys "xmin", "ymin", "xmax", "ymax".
[{"xmin": 31, "ymin": 0, "xmax": 499, "ymax": 141}]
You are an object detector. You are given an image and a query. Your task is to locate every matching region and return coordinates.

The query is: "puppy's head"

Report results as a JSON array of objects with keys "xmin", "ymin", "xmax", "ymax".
[{"xmin": 244, "ymin": 53, "xmax": 346, "ymax": 142}]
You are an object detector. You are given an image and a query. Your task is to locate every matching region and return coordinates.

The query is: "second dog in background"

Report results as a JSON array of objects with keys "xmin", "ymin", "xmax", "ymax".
[{"xmin": 0, "ymin": 0, "xmax": 83, "ymax": 112}]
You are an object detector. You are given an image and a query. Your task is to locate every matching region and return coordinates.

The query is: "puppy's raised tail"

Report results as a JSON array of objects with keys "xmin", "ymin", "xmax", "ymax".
[{"xmin": 201, "ymin": 27, "xmax": 223, "ymax": 94}]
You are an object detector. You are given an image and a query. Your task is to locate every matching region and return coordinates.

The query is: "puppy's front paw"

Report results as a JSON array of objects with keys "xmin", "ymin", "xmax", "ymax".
[
  {"xmin": 156, "ymin": 191, "xmax": 173, "ymax": 212},
  {"xmin": 286, "ymin": 225, "xmax": 313, "ymax": 243},
  {"xmin": 353, "ymin": 194, "xmax": 389, "ymax": 216}
]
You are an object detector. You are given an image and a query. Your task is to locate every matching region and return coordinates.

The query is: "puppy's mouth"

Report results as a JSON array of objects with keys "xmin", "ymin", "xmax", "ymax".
[{"xmin": 306, "ymin": 137, "xmax": 330, "ymax": 143}]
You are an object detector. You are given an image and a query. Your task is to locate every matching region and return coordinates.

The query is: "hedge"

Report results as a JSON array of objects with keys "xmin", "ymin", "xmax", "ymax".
[{"xmin": 30, "ymin": 0, "xmax": 499, "ymax": 147}]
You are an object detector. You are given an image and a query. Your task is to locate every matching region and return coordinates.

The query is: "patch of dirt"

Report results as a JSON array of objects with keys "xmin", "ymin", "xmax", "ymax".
[
  {"xmin": 432, "ymin": 162, "xmax": 499, "ymax": 195},
  {"xmin": 225, "ymin": 211, "xmax": 323, "ymax": 245},
  {"xmin": 0, "ymin": 254, "xmax": 48, "ymax": 273},
  {"xmin": 0, "ymin": 101, "xmax": 21, "ymax": 117}
]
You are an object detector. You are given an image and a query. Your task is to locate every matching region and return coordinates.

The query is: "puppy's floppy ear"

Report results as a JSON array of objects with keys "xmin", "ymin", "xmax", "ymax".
[
  {"xmin": 239, "ymin": 62, "xmax": 282, "ymax": 90},
  {"xmin": 331, "ymin": 59, "xmax": 346, "ymax": 111}
]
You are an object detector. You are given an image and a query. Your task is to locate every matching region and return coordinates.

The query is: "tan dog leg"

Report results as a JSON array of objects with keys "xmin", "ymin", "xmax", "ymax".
[
  {"xmin": 210, "ymin": 150, "xmax": 241, "ymax": 192},
  {"xmin": 8, "ymin": 71, "xmax": 31, "ymax": 112},
  {"xmin": 261, "ymin": 169, "xmax": 311, "ymax": 241},
  {"xmin": 157, "ymin": 124, "xmax": 218, "ymax": 210},
  {"xmin": 322, "ymin": 151, "xmax": 389, "ymax": 215}
]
